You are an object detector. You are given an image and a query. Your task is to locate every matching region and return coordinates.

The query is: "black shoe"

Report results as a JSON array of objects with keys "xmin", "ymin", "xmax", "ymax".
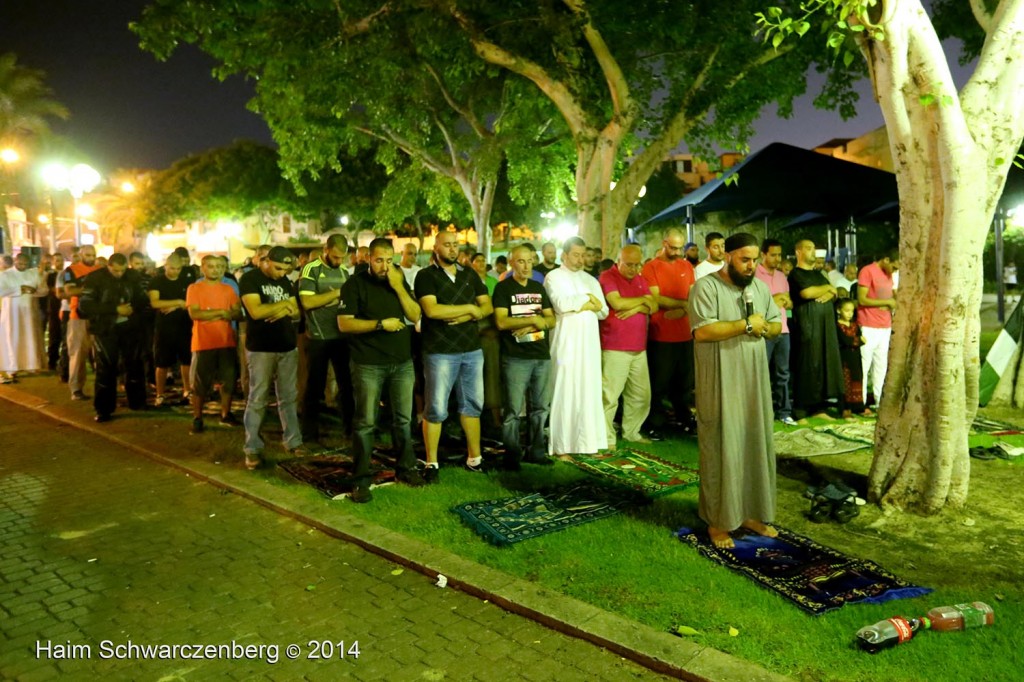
[
  {"xmin": 523, "ymin": 455, "xmax": 554, "ymax": 466},
  {"xmin": 397, "ymin": 470, "xmax": 427, "ymax": 487},
  {"xmin": 350, "ymin": 483, "xmax": 373, "ymax": 503},
  {"xmin": 219, "ymin": 413, "xmax": 240, "ymax": 427},
  {"xmin": 643, "ymin": 429, "xmax": 665, "ymax": 442},
  {"xmin": 422, "ymin": 466, "xmax": 440, "ymax": 484},
  {"xmin": 190, "ymin": 418, "xmax": 205, "ymax": 435},
  {"xmin": 464, "ymin": 460, "xmax": 487, "ymax": 473},
  {"xmin": 94, "ymin": 414, "xmax": 112, "ymax": 423},
  {"xmin": 72, "ymin": 391, "xmax": 89, "ymax": 401}
]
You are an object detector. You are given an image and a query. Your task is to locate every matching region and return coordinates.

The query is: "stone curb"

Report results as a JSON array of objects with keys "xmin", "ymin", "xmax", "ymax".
[{"xmin": 0, "ymin": 384, "xmax": 790, "ymax": 682}]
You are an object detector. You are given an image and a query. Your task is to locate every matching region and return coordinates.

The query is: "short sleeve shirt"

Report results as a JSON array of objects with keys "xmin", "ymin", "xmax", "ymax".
[
  {"xmin": 415, "ymin": 264, "xmax": 487, "ymax": 355},
  {"xmin": 239, "ymin": 269, "xmax": 298, "ymax": 353},
  {"xmin": 857, "ymin": 262, "xmax": 893, "ymax": 329},
  {"xmin": 598, "ymin": 267, "xmax": 651, "ymax": 352},
  {"xmin": 339, "ymin": 270, "xmax": 414, "ymax": 365},
  {"xmin": 186, "ymin": 281, "xmax": 239, "ymax": 351},
  {"xmin": 642, "ymin": 257, "xmax": 695, "ymax": 342},
  {"xmin": 491, "ymin": 276, "xmax": 551, "ymax": 359},
  {"xmin": 754, "ymin": 263, "xmax": 790, "ymax": 335},
  {"xmin": 788, "ymin": 267, "xmax": 830, "ymax": 311},
  {"xmin": 149, "ymin": 273, "xmax": 193, "ymax": 334},
  {"xmin": 298, "ymin": 258, "xmax": 348, "ymax": 340}
]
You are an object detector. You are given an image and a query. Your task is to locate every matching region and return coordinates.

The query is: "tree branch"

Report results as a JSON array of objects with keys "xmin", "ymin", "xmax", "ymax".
[
  {"xmin": 562, "ymin": 0, "xmax": 635, "ymax": 130},
  {"xmin": 431, "ymin": 114, "xmax": 463, "ymax": 172},
  {"xmin": 353, "ymin": 125, "xmax": 453, "ymax": 178},
  {"xmin": 424, "ymin": 62, "xmax": 491, "ymax": 139},
  {"xmin": 969, "ymin": 0, "xmax": 993, "ymax": 32},
  {"xmin": 333, "ymin": 1, "xmax": 392, "ymax": 39}
]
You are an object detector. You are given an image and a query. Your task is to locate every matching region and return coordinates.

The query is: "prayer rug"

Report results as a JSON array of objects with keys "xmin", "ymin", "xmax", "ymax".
[
  {"xmin": 453, "ymin": 482, "xmax": 637, "ymax": 546},
  {"xmin": 971, "ymin": 416, "xmax": 1023, "ymax": 435},
  {"xmin": 569, "ymin": 448, "xmax": 699, "ymax": 497},
  {"xmin": 773, "ymin": 427, "xmax": 872, "ymax": 458},
  {"xmin": 675, "ymin": 525, "xmax": 931, "ymax": 615},
  {"xmin": 278, "ymin": 455, "xmax": 396, "ymax": 500}
]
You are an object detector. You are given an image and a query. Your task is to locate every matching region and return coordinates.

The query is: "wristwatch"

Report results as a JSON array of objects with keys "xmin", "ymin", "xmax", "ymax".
[
  {"xmin": 376, "ymin": 320, "xmax": 384, "ymax": 331},
  {"xmin": 745, "ymin": 318, "xmax": 754, "ymax": 335}
]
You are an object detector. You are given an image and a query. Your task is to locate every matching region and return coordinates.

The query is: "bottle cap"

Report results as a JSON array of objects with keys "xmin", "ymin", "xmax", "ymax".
[{"xmin": 920, "ymin": 617, "xmax": 931, "ymax": 630}]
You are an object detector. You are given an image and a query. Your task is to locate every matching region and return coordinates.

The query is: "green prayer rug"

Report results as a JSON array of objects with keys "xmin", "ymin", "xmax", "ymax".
[
  {"xmin": 452, "ymin": 482, "xmax": 638, "ymax": 546},
  {"xmin": 569, "ymin": 448, "xmax": 699, "ymax": 497}
]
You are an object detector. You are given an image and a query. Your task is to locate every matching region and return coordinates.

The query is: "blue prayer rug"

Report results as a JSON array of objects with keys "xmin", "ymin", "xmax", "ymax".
[
  {"xmin": 453, "ymin": 482, "xmax": 639, "ymax": 546},
  {"xmin": 676, "ymin": 525, "xmax": 931, "ymax": 615}
]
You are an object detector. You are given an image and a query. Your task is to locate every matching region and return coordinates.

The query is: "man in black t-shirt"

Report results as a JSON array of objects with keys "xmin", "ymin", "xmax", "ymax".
[
  {"xmin": 492, "ymin": 245, "xmax": 556, "ymax": 469},
  {"xmin": 149, "ymin": 254, "xmax": 193, "ymax": 405},
  {"xmin": 414, "ymin": 231, "xmax": 492, "ymax": 481},
  {"xmin": 338, "ymin": 238, "xmax": 427, "ymax": 502},
  {"xmin": 239, "ymin": 246, "xmax": 311, "ymax": 470}
]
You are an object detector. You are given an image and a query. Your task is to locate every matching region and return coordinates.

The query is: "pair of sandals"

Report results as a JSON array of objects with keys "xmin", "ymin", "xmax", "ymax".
[
  {"xmin": 969, "ymin": 442, "xmax": 1023, "ymax": 460},
  {"xmin": 805, "ymin": 482, "xmax": 865, "ymax": 524}
]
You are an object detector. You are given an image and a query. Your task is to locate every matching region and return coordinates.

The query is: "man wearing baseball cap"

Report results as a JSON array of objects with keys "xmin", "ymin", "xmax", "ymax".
[{"xmin": 238, "ymin": 245, "xmax": 312, "ymax": 469}]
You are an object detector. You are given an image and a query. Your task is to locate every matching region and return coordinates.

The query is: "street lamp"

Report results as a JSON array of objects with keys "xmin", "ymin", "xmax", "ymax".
[{"xmin": 41, "ymin": 162, "xmax": 101, "ymax": 248}]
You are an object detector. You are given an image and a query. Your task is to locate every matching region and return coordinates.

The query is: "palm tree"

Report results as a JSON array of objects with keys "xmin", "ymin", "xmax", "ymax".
[{"xmin": 0, "ymin": 52, "xmax": 68, "ymax": 144}]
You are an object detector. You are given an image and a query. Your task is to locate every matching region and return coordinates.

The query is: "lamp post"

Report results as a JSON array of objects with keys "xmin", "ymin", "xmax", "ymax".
[{"xmin": 41, "ymin": 162, "xmax": 101, "ymax": 248}]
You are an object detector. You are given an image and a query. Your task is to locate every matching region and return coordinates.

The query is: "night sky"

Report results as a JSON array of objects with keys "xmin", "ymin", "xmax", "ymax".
[{"xmin": 1, "ymin": 1, "xmax": 966, "ymax": 175}]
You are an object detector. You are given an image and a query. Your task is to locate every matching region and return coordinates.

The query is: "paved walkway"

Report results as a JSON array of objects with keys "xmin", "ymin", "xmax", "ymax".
[{"xmin": 0, "ymin": 401, "xmax": 667, "ymax": 681}]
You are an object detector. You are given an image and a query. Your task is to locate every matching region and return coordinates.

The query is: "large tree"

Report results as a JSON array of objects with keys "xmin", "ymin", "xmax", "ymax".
[
  {"xmin": 0, "ymin": 53, "xmax": 67, "ymax": 145},
  {"xmin": 761, "ymin": 0, "xmax": 1024, "ymax": 513},
  {"xmin": 133, "ymin": 2, "xmax": 567, "ymax": 262}
]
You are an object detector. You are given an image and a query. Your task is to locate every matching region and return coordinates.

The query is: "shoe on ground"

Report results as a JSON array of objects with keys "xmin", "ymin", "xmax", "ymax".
[
  {"xmin": 154, "ymin": 395, "xmax": 166, "ymax": 407},
  {"xmin": 190, "ymin": 418, "xmax": 205, "ymax": 435},
  {"xmin": 94, "ymin": 414, "xmax": 112, "ymax": 423},
  {"xmin": 422, "ymin": 466, "xmax": 440, "ymax": 484},
  {"xmin": 642, "ymin": 429, "xmax": 665, "ymax": 442},
  {"xmin": 72, "ymin": 391, "xmax": 89, "ymax": 401},
  {"xmin": 350, "ymin": 483, "xmax": 373, "ymax": 503},
  {"xmin": 177, "ymin": 392, "xmax": 192, "ymax": 406},
  {"xmin": 780, "ymin": 416, "xmax": 798, "ymax": 426},
  {"xmin": 219, "ymin": 413, "xmax": 240, "ymax": 427},
  {"xmin": 628, "ymin": 435, "xmax": 653, "ymax": 445},
  {"xmin": 286, "ymin": 444, "xmax": 317, "ymax": 457},
  {"xmin": 396, "ymin": 469, "xmax": 427, "ymax": 487},
  {"xmin": 244, "ymin": 453, "xmax": 263, "ymax": 471},
  {"xmin": 463, "ymin": 460, "xmax": 487, "ymax": 473}
]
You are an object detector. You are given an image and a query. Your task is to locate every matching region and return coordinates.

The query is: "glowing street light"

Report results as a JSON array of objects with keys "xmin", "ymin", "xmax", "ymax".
[
  {"xmin": 0, "ymin": 148, "xmax": 20, "ymax": 165},
  {"xmin": 41, "ymin": 161, "xmax": 101, "ymax": 247}
]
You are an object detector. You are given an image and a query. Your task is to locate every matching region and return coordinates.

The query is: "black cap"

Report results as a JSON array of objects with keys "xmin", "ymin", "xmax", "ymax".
[{"xmin": 266, "ymin": 246, "xmax": 296, "ymax": 265}]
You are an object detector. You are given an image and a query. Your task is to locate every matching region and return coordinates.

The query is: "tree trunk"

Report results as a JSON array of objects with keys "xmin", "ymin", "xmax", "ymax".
[{"xmin": 575, "ymin": 133, "xmax": 625, "ymax": 256}]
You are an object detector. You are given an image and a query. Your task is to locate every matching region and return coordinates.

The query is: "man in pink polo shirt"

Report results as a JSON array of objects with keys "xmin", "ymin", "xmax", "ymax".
[
  {"xmin": 857, "ymin": 250, "xmax": 899, "ymax": 406},
  {"xmin": 642, "ymin": 228, "xmax": 697, "ymax": 438},
  {"xmin": 599, "ymin": 244, "xmax": 658, "ymax": 448},
  {"xmin": 755, "ymin": 239, "xmax": 797, "ymax": 426}
]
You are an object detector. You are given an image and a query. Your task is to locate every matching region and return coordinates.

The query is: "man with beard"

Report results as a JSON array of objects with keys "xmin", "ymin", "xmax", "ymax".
[
  {"xmin": 338, "ymin": 238, "xmax": 427, "ymax": 502},
  {"xmin": 694, "ymin": 232, "xmax": 726, "ymax": 279},
  {"xmin": 298, "ymin": 234, "xmax": 353, "ymax": 444},
  {"xmin": 78, "ymin": 254, "xmax": 149, "ymax": 422},
  {"xmin": 61, "ymin": 244, "xmax": 102, "ymax": 400},
  {"xmin": 788, "ymin": 239, "xmax": 844, "ymax": 418},
  {"xmin": 149, "ymin": 254, "xmax": 193, "ymax": 405},
  {"xmin": 534, "ymin": 242, "xmax": 559, "ymax": 277},
  {"xmin": 415, "ymin": 230, "xmax": 492, "ymax": 480},
  {"xmin": 642, "ymin": 228, "xmax": 697, "ymax": 438},
  {"xmin": 0, "ymin": 253, "xmax": 48, "ymax": 383},
  {"xmin": 684, "ymin": 242, "xmax": 700, "ymax": 267},
  {"xmin": 857, "ymin": 250, "xmax": 899, "ymax": 407},
  {"xmin": 690, "ymin": 232, "xmax": 780, "ymax": 549}
]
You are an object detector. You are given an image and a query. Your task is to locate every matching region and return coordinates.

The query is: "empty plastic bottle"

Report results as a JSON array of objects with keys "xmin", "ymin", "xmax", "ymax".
[
  {"xmin": 925, "ymin": 602, "xmax": 995, "ymax": 631},
  {"xmin": 855, "ymin": 616, "xmax": 928, "ymax": 653}
]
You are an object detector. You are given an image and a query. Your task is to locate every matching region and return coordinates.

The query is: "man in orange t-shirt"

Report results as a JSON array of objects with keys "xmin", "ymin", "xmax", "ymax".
[
  {"xmin": 61, "ymin": 245, "xmax": 102, "ymax": 400},
  {"xmin": 186, "ymin": 255, "xmax": 241, "ymax": 434},
  {"xmin": 641, "ymin": 228, "xmax": 696, "ymax": 438}
]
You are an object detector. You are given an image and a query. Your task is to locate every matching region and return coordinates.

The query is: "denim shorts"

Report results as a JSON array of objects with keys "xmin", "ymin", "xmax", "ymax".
[{"xmin": 423, "ymin": 349, "xmax": 484, "ymax": 422}]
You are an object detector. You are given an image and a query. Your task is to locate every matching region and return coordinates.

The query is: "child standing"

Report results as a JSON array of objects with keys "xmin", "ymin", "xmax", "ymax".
[{"xmin": 836, "ymin": 299, "xmax": 871, "ymax": 418}]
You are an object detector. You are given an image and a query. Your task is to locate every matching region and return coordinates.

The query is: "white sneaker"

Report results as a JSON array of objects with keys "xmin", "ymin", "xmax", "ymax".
[{"xmin": 780, "ymin": 416, "xmax": 798, "ymax": 426}]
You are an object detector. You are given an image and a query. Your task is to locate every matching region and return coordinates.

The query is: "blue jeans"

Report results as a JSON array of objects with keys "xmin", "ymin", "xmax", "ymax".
[
  {"xmin": 764, "ymin": 333, "xmax": 792, "ymax": 420},
  {"xmin": 423, "ymin": 350, "xmax": 483, "ymax": 423},
  {"xmin": 501, "ymin": 356, "xmax": 553, "ymax": 461},
  {"xmin": 351, "ymin": 360, "xmax": 416, "ymax": 483},
  {"xmin": 244, "ymin": 349, "xmax": 301, "ymax": 454}
]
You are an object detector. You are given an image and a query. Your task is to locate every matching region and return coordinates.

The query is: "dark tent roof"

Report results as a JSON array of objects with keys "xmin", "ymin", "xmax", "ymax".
[{"xmin": 639, "ymin": 142, "xmax": 898, "ymax": 227}]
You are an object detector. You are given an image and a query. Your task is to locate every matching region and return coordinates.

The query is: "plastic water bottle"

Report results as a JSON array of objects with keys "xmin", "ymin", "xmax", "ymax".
[
  {"xmin": 925, "ymin": 602, "xmax": 994, "ymax": 631},
  {"xmin": 855, "ymin": 616, "xmax": 928, "ymax": 653}
]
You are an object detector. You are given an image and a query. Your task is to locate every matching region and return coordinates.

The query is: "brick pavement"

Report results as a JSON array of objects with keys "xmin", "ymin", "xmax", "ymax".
[{"xmin": 0, "ymin": 401, "xmax": 669, "ymax": 681}]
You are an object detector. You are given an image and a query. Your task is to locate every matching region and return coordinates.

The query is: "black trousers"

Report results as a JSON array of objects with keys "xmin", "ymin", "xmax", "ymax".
[
  {"xmin": 93, "ymin": 324, "xmax": 146, "ymax": 417},
  {"xmin": 56, "ymin": 313, "xmax": 70, "ymax": 380},
  {"xmin": 645, "ymin": 339, "xmax": 695, "ymax": 429},
  {"xmin": 46, "ymin": 304, "xmax": 62, "ymax": 369},
  {"xmin": 301, "ymin": 337, "xmax": 353, "ymax": 440}
]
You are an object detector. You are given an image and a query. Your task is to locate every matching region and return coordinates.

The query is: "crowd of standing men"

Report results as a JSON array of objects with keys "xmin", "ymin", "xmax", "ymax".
[{"xmin": 0, "ymin": 227, "xmax": 895, "ymax": 545}]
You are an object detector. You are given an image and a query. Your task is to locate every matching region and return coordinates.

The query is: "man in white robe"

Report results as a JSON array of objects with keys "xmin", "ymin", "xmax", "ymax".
[
  {"xmin": 0, "ymin": 253, "xmax": 48, "ymax": 382},
  {"xmin": 544, "ymin": 236, "xmax": 609, "ymax": 456}
]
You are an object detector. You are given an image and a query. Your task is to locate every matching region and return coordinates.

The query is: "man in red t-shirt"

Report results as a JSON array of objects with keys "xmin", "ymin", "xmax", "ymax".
[
  {"xmin": 641, "ymin": 228, "xmax": 696, "ymax": 437},
  {"xmin": 186, "ymin": 255, "xmax": 241, "ymax": 434},
  {"xmin": 856, "ymin": 250, "xmax": 898, "ymax": 406},
  {"xmin": 599, "ymin": 244, "xmax": 657, "ymax": 448}
]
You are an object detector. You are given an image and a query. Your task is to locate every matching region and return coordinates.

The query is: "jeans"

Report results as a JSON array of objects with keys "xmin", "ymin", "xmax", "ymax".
[
  {"xmin": 302, "ymin": 337, "xmax": 353, "ymax": 441},
  {"xmin": 244, "ymin": 349, "xmax": 301, "ymax": 455},
  {"xmin": 93, "ymin": 324, "xmax": 145, "ymax": 417},
  {"xmin": 423, "ymin": 350, "xmax": 484, "ymax": 423},
  {"xmin": 351, "ymin": 360, "xmax": 416, "ymax": 483},
  {"xmin": 764, "ymin": 333, "xmax": 792, "ymax": 419},
  {"xmin": 501, "ymin": 356, "xmax": 553, "ymax": 462}
]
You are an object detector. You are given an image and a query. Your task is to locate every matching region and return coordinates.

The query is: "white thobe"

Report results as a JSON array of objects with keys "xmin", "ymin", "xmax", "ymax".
[
  {"xmin": 544, "ymin": 265, "xmax": 609, "ymax": 455},
  {"xmin": 0, "ymin": 268, "xmax": 47, "ymax": 373}
]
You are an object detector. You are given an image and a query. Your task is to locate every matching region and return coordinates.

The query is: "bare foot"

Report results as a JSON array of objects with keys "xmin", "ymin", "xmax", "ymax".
[
  {"xmin": 554, "ymin": 453, "xmax": 575, "ymax": 462},
  {"xmin": 861, "ymin": 408, "xmax": 874, "ymax": 417},
  {"xmin": 708, "ymin": 526, "xmax": 734, "ymax": 549},
  {"xmin": 841, "ymin": 409, "xmax": 852, "ymax": 419},
  {"xmin": 741, "ymin": 519, "xmax": 779, "ymax": 538},
  {"xmin": 812, "ymin": 411, "xmax": 835, "ymax": 421}
]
